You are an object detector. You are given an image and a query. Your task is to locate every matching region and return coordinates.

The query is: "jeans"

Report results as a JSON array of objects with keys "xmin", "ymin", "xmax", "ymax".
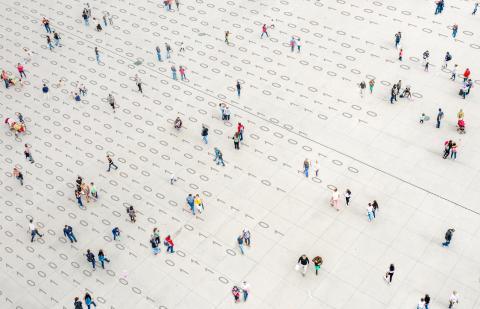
[
  {"xmin": 215, "ymin": 157, "xmax": 225, "ymax": 166},
  {"xmin": 84, "ymin": 18, "xmax": 89, "ymax": 26},
  {"xmin": 237, "ymin": 89, "xmax": 240, "ymax": 96},
  {"xmin": 167, "ymin": 245, "xmax": 174, "ymax": 253},
  {"xmin": 172, "ymin": 72, "xmax": 177, "ymax": 80},
  {"xmin": 367, "ymin": 212, "xmax": 373, "ymax": 222},
  {"xmin": 17, "ymin": 176, "xmax": 24, "ymax": 185},
  {"xmin": 304, "ymin": 167, "xmax": 309, "ymax": 177},
  {"xmin": 45, "ymin": 25, "xmax": 51, "ymax": 33},
  {"xmin": 152, "ymin": 247, "xmax": 159, "ymax": 255},
  {"xmin": 67, "ymin": 233, "xmax": 77, "ymax": 243},
  {"xmin": 202, "ymin": 135, "xmax": 208, "ymax": 144},
  {"xmin": 436, "ymin": 119, "xmax": 441, "ymax": 128},
  {"xmin": 238, "ymin": 243, "xmax": 244, "ymax": 255},
  {"xmin": 31, "ymin": 229, "xmax": 41, "ymax": 242},
  {"xmin": 54, "ymin": 39, "xmax": 60, "ymax": 46},
  {"xmin": 243, "ymin": 290, "xmax": 248, "ymax": 301},
  {"xmin": 188, "ymin": 202, "xmax": 195, "ymax": 215},
  {"xmin": 452, "ymin": 30, "xmax": 457, "ymax": 38},
  {"xmin": 157, "ymin": 52, "xmax": 162, "ymax": 61},
  {"xmin": 90, "ymin": 260, "xmax": 96, "ymax": 269},
  {"xmin": 113, "ymin": 231, "xmax": 119, "ymax": 240},
  {"xmin": 96, "ymin": 54, "xmax": 100, "ymax": 63},
  {"xmin": 442, "ymin": 240, "xmax": 451, "ymax": 247},
  {"xmin": 451, "ymin": 151, "xmax": 457, "ymax": 159},
  {"xmin": 48, "ymin": 43, "xmax": 53, "ymax": 50},
  {"xmin": 107, "ymin": 162, "xmax": 118, "ymax": 171}
]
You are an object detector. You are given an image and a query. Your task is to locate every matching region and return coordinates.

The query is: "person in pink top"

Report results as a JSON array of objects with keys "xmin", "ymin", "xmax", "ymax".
[
  {"xmin": 16, "ymin": 63, "xmax": 26, "ymax": 79},
  {"xmin": 261, "ymin": 24, "xmax": 269, "ymax": 39},
  {"xmin": 179, "ymin": 66, "xmax": 186, "ymax": 81}
]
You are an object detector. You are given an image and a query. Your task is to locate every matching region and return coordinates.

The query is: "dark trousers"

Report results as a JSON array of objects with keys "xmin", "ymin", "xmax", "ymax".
[
  {"xmin": 107, "ymin": 162, "xmax": 118, "ymax": 171},
  {"xmin": 19, "ymin": 71, "xmax": 26, "ymax": 78},
  {"xmin": 67, "ymin": 233, "xmax": 77, "ymax": 243},
  {"xmin": 436, "ymin": 119, "xmax": 441, "ymax": 128},
  {"xmin": 31, "ymin": 229, "xmax": 42, "ymax": 242}
]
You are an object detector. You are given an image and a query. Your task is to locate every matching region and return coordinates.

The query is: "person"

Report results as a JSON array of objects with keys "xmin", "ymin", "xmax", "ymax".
[
  {"xmin": 424, "ymin": 294, "xmax": 431, "ymax": 309},
  {"xmin": 359, "ymin": 81, "xmax": 366, "ymax": 97},
  {"xmin": 243, "ymin": 229, "xmax": 251, "ymax": 246},
  {"xmin": 400, "ymin": 86, "xmax": 412, "ymax": 100},
  {"xmin": 13, "ymin": 167, "xmax": 24, "ymax": 185},
  {"xmin": 186, "ymin": 193, "xmax": 195, "ymax": 215},
  {"xmin": 63, "ymin": 225, "xmax": 77, "ymax": 243},
  {"xmin": 53, "ymin": 31, "xmax": 61, "ymax": 47},
  {"xmin": 28, "ymin": 219, "xmax": 43, "ymax": 242},
  {"xmin": 194, "ymin": 194, "xmax": 204, "ymax": 213},
  {"xmin": 16, "ymin": 63, "xmax": 26, "ymax": 79},
  {"xmin": 237, "ymin": 122, "xmax": 244, "ymax": 141},
  {"xmin": 330, "ymin": 188, "xmax": 340, "ymax": 211},
  {"xmin": 451, "ymin": 64, "xmax": 458, "ymax": 80},
  {"xmin": 419, "ymin": 113, "xmax": 426, "ymax": 124},
  {"xmin": 179, "ymin": 66, "xmax": 186, "ymax": 80},
  {"xmin": 296, "ymin": 38, "xmax": 301, "ymax": 52},
  {"xmin": 345, "ymin": 189, "xmax": 351, "ymax": 206},
  {"xmin": 86, "ymin": 249, "xmax": 96, "ymax": 269},
  {"xmin": 442, "ymin": 228, "xmax": 455, "ymax": 247},
  {"xmin": 225, "ymin": 30, "xmax": 230, "ymax": 44},
  {"xmin": 98, "ymin": 249, "xmax": 110, "ymax": 269},
  {"xmin": 390, "ymin": 85, "xmax": 397, "ymax": 103},
  {"xmin": 24, "ymin": 144, "xmax": 34, "ymax": 163},
  {"xmin": 171, "ymin": 65, "xmax": 177, "ymax": 80},
  {"xmin": 232, "ymin": 286, "xmax": 240, "ymax": 302},
  {"xmin": 232, "ymin": 132, "xmax": 240, "ymax": 150},
  {"xmin": 127, "ymin": 206, "xmax": 136, "ymax": 223},
  {"xmin": 297, "ymin": 254, "xmax": 309, "ymax": 276},
  {"xmin": 237, "ymin": 234, "xmax": 244, "ymax": 254},
  {"xmin": 312, "ymin": 256, "xmax": 323, "ymax": 275},
  {"xmin": 261, "ymin": 24, "xmax": 269, "ymax": 38},
  {"xmin": 236, "ymin": 80, "xmax": 241, "ymax": 97},
  {"xmin": 108, "ymin": 94, "xmax": 116, "ymax": 112},
  {"xmin": 94, "ymin": 47, "xmax": 100, "ymax": 64},
  {"xmin": 417, "ymin": 298, "xmax": 426, "ymax": 309},
  {"xmin": 448, "ymin": 291, "xmax": 459, "ymax": 308},
  {"xmin": 463, "ymin": 68, "xmax": 470, "ymax": 82},
  {"xmin": 174, "ymin": 116, "xmax": 182, "ymax": 129},
  {"xmin": 290, "ymin": 36, "xmax": 296, "ymax": 52},
  {"xmin": 398, "ymin": 48, "xmax": 403, "ymax": 61},
  {"xmin": 436, "ymin": 108, "xmax": 444, "ymax": 128},
  {"xmin": 473, "ymin": 2, "xmax": 479, "ymax": 15},
  {"xmin": 452, "ymin": 24, "xmax": 458, "ymax": 38},
  {"xmin": 457, "ymin": 109, "xmax": 464, "ymax": 120},
  {"xmin": 224, "ymin": 106, "xmax": 231, "ymax": 120},
  {"xmin": 450, "ymin": 142, "xmax": 458, "ymax": 159},
  {"xmin": 106, "ymin": 154, "xmax": 118, "ymax": 172},
  {"xmin": 457, "ymin": 119, "xmax": 465, "ymax": 134},
  {"xmin": 165, "ymin": 42, "xmax": 172, "ymax": 58},
  {"xmin": 369, "ymin": 79, "xmax": 375, "ymax": 94},
  {"xmin": 241, "ymin": 281, "xmax": 250, "ymax": 301},
  {"xmin": 112, "ymin": 227, "xmax": 120, "ymax": 240},
  {"xmin": 313, "ymin": 160, "xmax": 319, "ymax": 177},
  {"xmin": 46, "ymin": 35, "xmax": 54, "ymax": 51},
  {"xmin": 74, "ymin": 297, "xmax": 83, "ymax": 309},
  {"xmin": 443, "ymin": 52, "xmax": 452, "ymax": 68},
  {"xmin": 84, "ymin": 292, "xmax": 97, "ymax": 309},
  {"xmin": 135, "ymin": 75, "xmax": 143, "ymax": 93},
  {"xmin": 213, "ymin": 147, "xmax": 225, "ymax": 166},
  {"xmin": 42, "ymin": 83, "xmax": 49, "ymax": 100},
  {"xmin": 384, "ymin": 264, "xmax": 395, "ymax": 284},
  {"xmin": 367, "ymin": 203, "xmax": 374, "ymax": 222},
  {"xmin": 201, "ymin": 125, "xmax": 208, "ymax": 144},
  {"xmin": 372, "ymin": 200, "xmax": 379, "ymax": 218},
  {"xmin": 443, "ymin": 140, "xmax": 453, "ymax": 159},
  {"xmin": 164, "ymin": 235, "xmax": 174, "ymax": 253},
  {"xmin": 303, "ymin": 158, "xmax": 310, "ymax": 177},
  {"xmin": 150, "ymin": 235, "xmax": 159, "ymax": 255},
  {"xmin": 155, "ymin": 46, "xmax": 162, "ymax": 61},
  {"xmin": 394, "ymin": 31, "xmax": 401, "ymax": 48}
]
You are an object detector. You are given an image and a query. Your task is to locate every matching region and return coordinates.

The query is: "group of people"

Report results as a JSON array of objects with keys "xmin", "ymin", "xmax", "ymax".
[
  {"xmin": 74, "ymin": 176, "xmax": 98, "ymax": 208},
  {"xmin": 236, "ymin": 229, "xmax": 251, "ymax": 255},
  {"xmin": 186, "ymin": 193, "xmax": 206, "ymax": 215},
  {"xmin": 295, "ymin": 254, "xmax": 323, "ymax": 276},
  {"xmin": 149, "ymin": 229, "xmax": 175, "ymax": 255}
]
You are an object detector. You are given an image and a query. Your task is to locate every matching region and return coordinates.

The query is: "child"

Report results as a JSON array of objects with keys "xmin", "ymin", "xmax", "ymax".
[{"xmin": 419, "ymin": 113, "xmax": 426, "ymax": 124}]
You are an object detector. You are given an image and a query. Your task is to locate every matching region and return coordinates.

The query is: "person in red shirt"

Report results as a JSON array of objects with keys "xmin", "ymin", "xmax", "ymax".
[
  {"xmin": 463, "ymin": 68, "xmax": 471, "ymax": 81},
  {"xmin": 16, "ymin": 63, "xmax": 26, "ymax": 79},
  {"xmin": 237, "ymin": 122, "xmax": 244, "ymax": 141},
  {"xmin": 261, "ymin": 24, "xmax": 269, "ymax": 39},
  {"xmin": 164, "ymin": 235, "xmax": 174, "ymax": 253}
]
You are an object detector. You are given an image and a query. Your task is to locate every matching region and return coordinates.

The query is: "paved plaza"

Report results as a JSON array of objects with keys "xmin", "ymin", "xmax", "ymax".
[{"xmin": 0, "ymin": 0, "xmax": 479, "ymax": 308}]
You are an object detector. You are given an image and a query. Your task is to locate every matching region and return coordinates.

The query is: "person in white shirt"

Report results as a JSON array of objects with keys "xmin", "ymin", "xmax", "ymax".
[
  {"xmin": 448, "ymin": 291, "xmax": 459, "ymax": 308},
  {"xmin": 313, "ymin": 160, "xmax": 319, "ymax": 177},
  {"xmin": 241, "ymin": 281, "xmax": 250, "ymax": 302},
  {"xmin": 417, "ymin": 298, "xmax": 425, "ymax": 309},
  {"xmin": 367, "ymin": 203, "xmax": 374, "ymax": 222},
  {"xmin": 28, "ymin": 219, "xmax": 43, "ymax": 242},
  {"xmin": 330, "ymin": 188, "xmax": 340, "ymax": 211}
]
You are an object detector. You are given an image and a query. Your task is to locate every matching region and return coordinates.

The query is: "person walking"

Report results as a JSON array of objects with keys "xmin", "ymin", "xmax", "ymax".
[
  {"xmin": 448, "ymin": 291, "xmax": 459, "ymax": 308},
  {"xmin": 451, "ymin": 64, "xmax": 458, "ymax": 80},
  {"xmin": 242, "ymin": 229, "xmax": 251, "ymax": 246},
  {"xmin": 112, "ymin": 227, "xmax": 120, "ymax": 240},
  {"xmin": 86, "ymin": 249, "xmax": 96, "ymax": 270},
  {"xmin": 296, "ymin": 254, "xmax": 309, "ymax": 276},
  {"xmin": 473, "ymin": 2, "xmax": 479, "ymax": 15},
  {"xmin": 463, "ymin": 68, "xmax": 471, "ymax": 82},
  {"xmin": 213, "ymin": 147, "xmax": 225, "ymax": 166},
  {"xmin": 90, "ymin": 182, "xmax": 98, "ymax": 200},
  {"xmin": 82, "ymin": 11, "xmax": 89, "ymax": 26},
  {"xmin": 241, "ymin": 281, "xmax": 250, "ymax": 301},
  {"xmin": 436, "ymin": 108, "xmax": 444, "ymax": 128},
  {"xmin": 330, "ymin": 188, "xmax": 340, "ymax": 211},
  {"xmin": 394, "ymin": 31, "xmax": 401, "ymax": 48},
  {"xmin": 84, "ymin": 292, "xmax": 97, "ymax": 309},
  {"xmin": 186, "ymin": 193, "xmax": 195, "ymax": 215},
  {"xmin": 296, "ymin": 38, "xmax": 301, "ymax": 52},
  {"xmin": 303, "ymin": 158, "xmax": 310, "ymax": 177},
  {"xmin": 313, "ymin": 160, "xmax": 319, "ymax": 177},
  {"xmin": 106, "ymin": 154, "xmax": 118, "ymax": 172},
  {"xmin": 359, "ymin": 81, "xmax": 366, "ymax": 97},
  {"xmin": 63, "ymin": 225, "xmax": 78, "ymax": 243},
  {"xmin": 201, "ymin": 125, "xmax": 209, "ymax": 144},
  {"xmin": 16, "ymin": 63, "xmax": 26, "ymax": 79},
  {"xmin": 46, "ymin": 35, "xmax": 54, "ymax": 51},
  {"xmin": 236, "ymin": 80, "xmax": 241, "ymax": 97},
  {"xmin": 150, "ymin": 235, "xmax": 160, "ymax": 255},
  {"xmin": 345, "ymin": 189, "xmax": 352, "ymax": 206},
  {"xmin": 179, "ymin": 66, "xmax": 186, "ymax": 80},
  {"xmin": 75, "ymin": 190, "xmax": 84, "ymax": 208},
  {"xmin": 134, "ymin": 74, "xmax": 143, "ymax": 93},
  {"xmin": 369, "ymin": 79, "xmax": 375, "ymax": 94},
  {"xmin": 108, "ymin": 93, "xmax": 116, "ymax": 112},
  {"xmin": 443, "ymin": 140, "xmax": 453, "ymax": 159},
  {"xmin": 450, "ymin": 142, "xmax": 457, "ymax": 160},
  {"xmin": 232, "ymin": 132, "xmax": 240, "ymax": 150},
  {"xmin": 452, "ymin": 24, "xmax": 458, "ymax": 38},
  {"xmin": 164, "ymin": 235, "xmax": 174, "ymax": 253},
  {"xmin": 390, "ymin": 85, "xmax": 397, "ymax": 104},
  {"xmin": 443, "ymin": 52, "xmax": 452, "ymax": 68},
  {"xmin": 98, "ymin": 249, "xmax": 110, "ymax": 269},
  {"xmin": 127, "ymin": 206, "xmax": 136, "ymax": 223},
  {"xmin": 312, "ymin": 256, "xmax": 323, "ymax": 275},
  {"xmin": 94, "ymin": 47, "xmax": 100, "ymax": 64},
  {"xmin": 74, "ymin": 297, "xmax": 83, "ymax": 309},
  {"xmin": 155, "ymin": 46, "xmax": 162, "ymax": 61},
  {"xmin": 225, "ymin": 31, "xmax": 230, "ymax": 44},
  {"xmin": 261, "ymin": 24, "xmax": 269, "ymax": 38},
  {"xmin": 53, "ymin": 31, "xmax": 61, "ymax": 47},
  {"xmin": 442, "ymin": 228, "xmax": 455, "ymax": 247},
  {"xmin": 417, "ymin": 297, "xmax": 426, "ymax": 309},
  {"xmin": 384, "ymin": 264, "xmax": 395, "ymax": 284},
  {"xmin": 28, "ymin": 219, "xmax": 43, "ymax": 242},
  {"xmin": 24, "ymin": 144, "xmax": 34, "ymax": 163},
  {"xmin": 424, "ymin": 294, "xmax": 431, "ymax": 309},
  {"xmin": 237, "ymin": 122, "xmax": 244, "ymax": 141},
  {"xmin": 289, "ymin": 36, "xmax": 296, "ymax": 52},
  {"xmin": 398, "ymin": 48, "xmax": 403, "ymax": 61},
  {"xmin": 367, "ymin": 203, "xmax": 374, "ymax": 222},
  {"xmin": 42, "ymin": 83, "xmax": 49, "ymax": 100},
  {"xmin": 13, "ymin": 167, "xmax": 24, "ymax": 185},
  {"xmin": 165, "ymin": 42, "xmax": 172, "ymax": 58},
  {"xmin": 372, "ymin": 200, "xmax": 379, "ymax": 218},
  {"xmin": 232, "ymin": 286, "xmax": 240, "ymax": 303},
  {"xmin": 237, "ymin": 234, "xmax": 245, "ymax": 255},
  {"xmin": 171, "ymin": 65, "xmax": 177, "ymax": 80},
  {"xmin": 42, "ymin": 17, "xmax": 52, "ymax": 33}
]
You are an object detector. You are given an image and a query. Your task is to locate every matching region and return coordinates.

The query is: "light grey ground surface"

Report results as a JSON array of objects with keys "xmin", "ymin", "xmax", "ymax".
[{"xmin": 0, "ymin": 0, "xmax": 480, "ymax": 308}]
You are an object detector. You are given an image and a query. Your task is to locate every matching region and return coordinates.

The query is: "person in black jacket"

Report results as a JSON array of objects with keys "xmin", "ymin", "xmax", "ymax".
[
  {"xmin": 297, "ymin": 255, "xmax": 309, "ymax": 276},
  {"xmin": 442, "ymin": 228, "xmax": 455, "ymax": 247}
]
